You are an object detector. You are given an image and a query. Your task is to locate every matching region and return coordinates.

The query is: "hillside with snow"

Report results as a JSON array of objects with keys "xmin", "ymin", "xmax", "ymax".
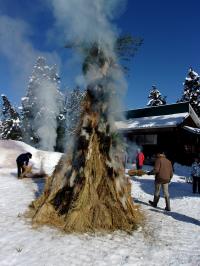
[{"xmin": 0, "ymin": 140, "xmax": 199, "ymax": 266}]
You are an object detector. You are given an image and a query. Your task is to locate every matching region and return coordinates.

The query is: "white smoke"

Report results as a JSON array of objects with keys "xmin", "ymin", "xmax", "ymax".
[
  {"xmin": 22, "ymin": 57, "xmax": 63, "ymax": 151},
  {"xmin": 0, "ymin": 15, "xmax": 60, "ymax": 97},
  {"xmin": 35, "ymin": 79, "xmax": 60, "ymax": 151},
  {"xmin": 0, "ymin": 15, "xmax": 64, "ymax": 151},
  {"xmin": 50, "ymin": 0, "xmax": 126, "ymax": 52},
  {"xmin": 125, "ymin": 141, "xmax": 142, "ymax": 164},
  {"xmin": 49, "ymin": 0, "xmax": 128, "ymax": 117}
]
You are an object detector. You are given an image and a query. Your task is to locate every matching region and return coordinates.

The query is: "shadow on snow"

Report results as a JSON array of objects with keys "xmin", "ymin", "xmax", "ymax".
[
  {"xmin": 151, "ymin": 208, "xmax": 200, "ymax": 226},
  {"xmin": 131, "ymin": 177, "xmax": 199, "ymax": 199},
  {"xmin": 10, "ymin": 170, "xmax": 45, "ymax": 199}
]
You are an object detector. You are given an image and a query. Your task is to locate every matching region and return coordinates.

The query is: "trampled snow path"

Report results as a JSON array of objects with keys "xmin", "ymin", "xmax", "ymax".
[{"xmin": 0, "ymin": 140, "xmax": 200, "ymax": 266}]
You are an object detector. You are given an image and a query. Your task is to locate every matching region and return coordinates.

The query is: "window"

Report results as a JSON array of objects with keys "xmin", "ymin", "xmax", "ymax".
[
  {"xmin": 130, "ymin": 134, "xmax": 157, "ymax": 145},
  {"xmin": 144, "ymin": 135, "xmax": 157, "ymax": 145}
]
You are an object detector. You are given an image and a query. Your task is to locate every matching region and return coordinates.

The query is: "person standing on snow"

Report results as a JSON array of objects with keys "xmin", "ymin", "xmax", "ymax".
[
  {"xmin": 123, "ymin": 149, "xmax": 128, "ymax": 168},
  {"xmin": 148, "ymin": 151, "xmax": 173, "ymax": 211},
  {"xmin": 135, "ymin": 148, "xmax": 145, "ymax": 170},
  {"xmin": 16, "ymin": 152, "xmax": 32, "ymax": 178},
  {"xmin": 191, "ymin": 157, "xmax": 200, "ymax": 193}
]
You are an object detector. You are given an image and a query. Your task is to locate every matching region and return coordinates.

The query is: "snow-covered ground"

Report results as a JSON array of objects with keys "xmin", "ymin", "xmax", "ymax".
[{"xmin": 0, "ymin": 140, "xmax": 199, "ymax": 266}]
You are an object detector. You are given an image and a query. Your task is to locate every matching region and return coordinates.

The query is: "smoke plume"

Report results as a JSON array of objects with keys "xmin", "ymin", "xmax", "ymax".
[
  {"xmin": 49, "ymin": 0, "xmax": 127, "ymax": 117},
  {"xmin": 0, "ymin": 15, "xmax": 60, "ymax": 99},
  {"xmin": 35, "ymin": 79, "xmax": 60, "ymax": 151},
  {"xmin": 50, "ymin": 0, "xmax": 126, "ymax": 49}
]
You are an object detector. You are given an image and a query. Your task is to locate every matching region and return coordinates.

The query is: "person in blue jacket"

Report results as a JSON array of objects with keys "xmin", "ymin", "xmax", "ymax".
[
  {"xmin": 16, "ymin": 152, "xmax": 32, "ymax": 178},
  {"xmin": 191, "ymin": 156, "xmax": 200, "ymax": 193}
]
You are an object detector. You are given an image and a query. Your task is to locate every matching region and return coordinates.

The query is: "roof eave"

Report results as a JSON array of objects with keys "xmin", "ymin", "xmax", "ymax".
[
  {"xmin": 188, "ymin": 104, "xmax": 200, "ymax": 127},
  {"xmin": 117, "ymin": 124, "xmax": 177, "ymax": 132}
]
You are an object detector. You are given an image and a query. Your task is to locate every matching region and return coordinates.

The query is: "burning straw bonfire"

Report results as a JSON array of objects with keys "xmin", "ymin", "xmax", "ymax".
[{"xmin": 29, "ymin": 43, "xmax": 143, "ymax": 233}]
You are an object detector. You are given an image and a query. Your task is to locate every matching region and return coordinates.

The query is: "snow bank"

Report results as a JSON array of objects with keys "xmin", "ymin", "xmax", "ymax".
[{"xmin": 0, "ymin": 139, "xmax": 62, "ymax": 175}]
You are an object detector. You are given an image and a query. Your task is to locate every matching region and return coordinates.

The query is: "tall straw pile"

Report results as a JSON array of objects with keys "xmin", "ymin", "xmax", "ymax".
[{"xmin": 29, "ymin": 44, "xmax": 143, "ymax": 233}]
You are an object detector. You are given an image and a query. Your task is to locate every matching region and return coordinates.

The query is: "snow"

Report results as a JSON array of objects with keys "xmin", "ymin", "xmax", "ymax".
[
  {"xmin": 0, "ymin": 140, "xmax": 200, "ymax": 266},
  {"xmin": 21, "ymin": 97, "xmax": 29, "ymax": 101},
  {"xmin": 184, "ymin": 125, "xmax": 200, "ymax": 135},
  {"xmin": 116, "ymin": 113, "xmax": 188, "ymax": 130},
  {"xmin": 0, "ymin": 139, "xmax": 62, "ymax": 175}
]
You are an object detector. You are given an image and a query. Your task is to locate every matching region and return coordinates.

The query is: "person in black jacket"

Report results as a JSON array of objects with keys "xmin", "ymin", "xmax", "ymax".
[{"xmin": 16, "ymin": 152, "xmax": 32, "ymax": 178}]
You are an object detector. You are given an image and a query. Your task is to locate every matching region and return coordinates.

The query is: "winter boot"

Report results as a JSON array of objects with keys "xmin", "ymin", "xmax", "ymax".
[
  {"xmin": 149, "ymin": 196, "xmax": 160, "ymax": 207},
  {"xmin": 164, "ymin": 197, "xmax": 171, "ymax": 211}
]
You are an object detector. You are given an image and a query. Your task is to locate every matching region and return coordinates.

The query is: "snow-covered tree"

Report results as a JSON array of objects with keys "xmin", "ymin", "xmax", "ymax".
[
  {"xmin": 21, "ymin": 57, "xmax": 64, "ymax": 151},
  {"xmin": 178, "ymin": 68, "xmax": 200, "ymax": 116},
  {"xmin": 0, "ymin": 106, "xmax": 2, "ymax": 133},
  {"xmin": 0, "ymin": 95, "xmax": 22, "ymax": 140},
  {"xmin": 65, "ymin": 87, "xmax": 85, "ymax": 140},
  {"xmin": 55, "ymin": 87, "xmax": 85, "ymax": 152},
  {"xmin": 147, "ymin": 86, "xmax": 167, "ymax": 107},
  {"xmin": 0, "ymin": 120, "xmax": 2, "ymax": 137}
]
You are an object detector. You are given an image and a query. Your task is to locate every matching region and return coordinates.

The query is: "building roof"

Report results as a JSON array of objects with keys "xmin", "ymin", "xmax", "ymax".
[
  {"xmin": 125, "ymin": 102, "xmax": 192, "ymax": 119},
  {"xmin": 116, "ymin": 102, "xmax": 200, "ymax": 131},
  {"xmin": 116, "ymin": 112, "xmax": 189, "ymax": 131}
]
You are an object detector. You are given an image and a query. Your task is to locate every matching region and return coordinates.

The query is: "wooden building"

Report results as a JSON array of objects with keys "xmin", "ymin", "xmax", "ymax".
[{"xmin": 116, "ymin": 102, "xmax": 200, "ymax": 165}]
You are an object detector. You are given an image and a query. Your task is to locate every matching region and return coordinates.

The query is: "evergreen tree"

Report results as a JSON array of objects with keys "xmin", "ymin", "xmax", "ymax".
[
  {"xmin": 147, "ymin": 85, "xmax": 167, "ymax": 107},
  {"xmin": 178, "ymin": 68, "xmax": 200, "ymax": 116},
  {"xmin": 114, "ymin": 35, "xmax": 143, "ymax": 74},
  {"xmin": 0, "ymin": 120, "xmax": 2, "ymax": 138},
  {"xmin": 0, "ymin": 95, "xmax": 22, "ymax": 140},
  {"xmin": 21, "ymin": 57, "xmax": 63, "ymax": 151},
  {"xmin": 0, "ymin": 107, "xmax": 3, "ymax": 133},
  {"xmin": 66, "ymin": 34, "xmax": 143, "ymax": 75}
]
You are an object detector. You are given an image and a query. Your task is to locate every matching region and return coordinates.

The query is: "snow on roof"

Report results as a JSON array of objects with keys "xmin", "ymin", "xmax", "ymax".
[
  {"xmin": 183, "ymin": 126, "xmax": 200, "ymax": 135},
  {"xmin": 115, "ymin": 112, "xmax": 189, "ymax": 130}
]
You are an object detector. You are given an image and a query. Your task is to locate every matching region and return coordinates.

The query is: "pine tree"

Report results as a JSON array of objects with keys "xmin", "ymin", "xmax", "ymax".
[
  {"xmin": 66, "ymin": 35, "xmax": 143, "ymax": 75},
  {"xmin": 147, "ymin": 85, "xmax": 167, "ymax": 107},
  {"xmin": 0, "ymin": 107, "xmax": 3, "ymax": 135},
  {"xmin": 22, "ymin": 57, "xmax": 64, "ymax": 151},
  {"xmin": 178, "ymin": 68, "xmax": 200, "ymax": 116},
  {"xmin": 0, "ymin": 95, "xmax": 22, "ymax": 140},
  {"xmin": 0, "ymin": 120, "xmax": 3, "ymax": 138},
  {"xmin": 114, "ymin": 35, "xmax": 143, "ymax": 74},
  {"xmin": 55, "ymin": 87, "xmax": 85, "ymax": 152}
]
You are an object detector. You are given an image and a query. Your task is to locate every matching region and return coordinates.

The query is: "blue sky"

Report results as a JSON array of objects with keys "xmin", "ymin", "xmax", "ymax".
[{"xmin": 0, "ymin": 0, "xmax": 199, "ymax": 109}]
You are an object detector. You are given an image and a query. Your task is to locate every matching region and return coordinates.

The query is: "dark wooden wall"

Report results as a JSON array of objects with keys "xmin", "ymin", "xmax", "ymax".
[{"xmin": 124, "ymin": 128, "xmax": 200, "ymax": 165}]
